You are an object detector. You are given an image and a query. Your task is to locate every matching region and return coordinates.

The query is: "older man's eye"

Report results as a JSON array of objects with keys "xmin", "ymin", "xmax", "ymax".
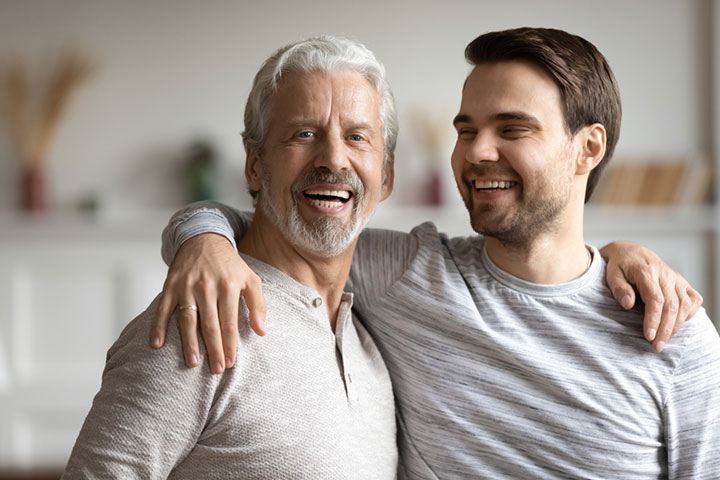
[
  {"xmin": 298, "ymin": 131, "xmax": 315, "ymax": 138},
  {"xmin": 348, "ymin": 134, "xmax": 364, "ymax": 141}
]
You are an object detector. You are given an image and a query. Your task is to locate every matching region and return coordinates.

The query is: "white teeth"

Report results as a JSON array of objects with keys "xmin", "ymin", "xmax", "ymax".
[
  {"xmin": 308, "ymin": 198, "xmax": 344, "ymax": 208},
  {"xmin": 474, "ymin": 180, "xmax": 514, "ymax": 189},
  {"xmin": 304, "ymin": 189, "xmax": 350, "ymax": 199}
]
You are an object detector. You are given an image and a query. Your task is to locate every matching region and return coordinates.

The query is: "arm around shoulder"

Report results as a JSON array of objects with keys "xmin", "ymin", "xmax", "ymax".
[
  {"xmin": 161, "ymin": 200, "xmax": 251, "ymax": 266},
  {"xmin": 350, "ymin": 226, "xmax": 419, "ymax": 305}
]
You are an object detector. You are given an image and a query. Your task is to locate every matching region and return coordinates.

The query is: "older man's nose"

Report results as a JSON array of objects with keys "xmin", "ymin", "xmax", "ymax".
[{"xmin": 314, "ymin": 135, "xmax": 350, "ymax": 171}]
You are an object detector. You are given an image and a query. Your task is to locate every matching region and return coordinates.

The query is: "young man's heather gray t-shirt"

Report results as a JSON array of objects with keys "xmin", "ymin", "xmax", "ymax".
[
  {"xmin": 163, "ymin": 203, "xmax": 720, "ymax": 479},
  {"xmin": 350, "ymin": 222, "xmax": 720, "ymax": 479}
]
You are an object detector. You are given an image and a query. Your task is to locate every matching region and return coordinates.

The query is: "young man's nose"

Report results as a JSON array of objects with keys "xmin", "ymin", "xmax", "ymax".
[{"xmin": 467, "ymin": 131, "xmax": 500, "ymax": 164}]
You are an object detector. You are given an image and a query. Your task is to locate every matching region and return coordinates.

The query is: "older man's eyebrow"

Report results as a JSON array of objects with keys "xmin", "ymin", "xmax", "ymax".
[
  {"xmin": 344, "ymin": 121, "xmax": 375, "ymax": 132},
  {"xmin": 284, "ymin": 117, "xmax": 317, "ymax": 128}
]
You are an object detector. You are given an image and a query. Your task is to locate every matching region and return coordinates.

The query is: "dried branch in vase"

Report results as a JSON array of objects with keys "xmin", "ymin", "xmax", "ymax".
[
  {"xmin": 1, "ymin": 50, "xmax": 94, "ymax": 169},
  {"xmin": 2, "ymin": 58, "xmax": 32, "ymax": 163}
]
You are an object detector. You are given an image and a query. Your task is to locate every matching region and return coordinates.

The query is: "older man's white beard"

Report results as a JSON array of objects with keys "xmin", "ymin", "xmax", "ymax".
[{"xmin": 259, "ymin": 170, "xmax": 373, "ymax": 258}]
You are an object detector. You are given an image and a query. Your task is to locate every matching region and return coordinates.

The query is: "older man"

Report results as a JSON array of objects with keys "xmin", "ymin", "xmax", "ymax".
[
  {"xmin": 62, "ymin": 36, "xmax": 397, "ymax": 479},
  {"xmin": 156, "ymin": 28, "xmax": 716, "ymax": 478}
]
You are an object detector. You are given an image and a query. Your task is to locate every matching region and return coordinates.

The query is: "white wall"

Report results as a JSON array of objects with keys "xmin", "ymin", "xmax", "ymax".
[{"xmin": 0, "ymin": 0, "xmax": 713, "ymax": 213}]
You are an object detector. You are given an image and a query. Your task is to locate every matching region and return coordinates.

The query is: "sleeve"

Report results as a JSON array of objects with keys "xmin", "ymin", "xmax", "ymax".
[
  {"xmin": 61, "ymin": 299, "xmax": 222, "ymax": 479},
  {"xmin": 348, "ymin": 226, "xmax": 419, "ymax": 309},
  {"xmin": 160, "ymin": 201, "xmax": 252, "ymax": 266},
  {"xmin": 664, "ymin": 310, "xmax": 720, "ymax": 479}
]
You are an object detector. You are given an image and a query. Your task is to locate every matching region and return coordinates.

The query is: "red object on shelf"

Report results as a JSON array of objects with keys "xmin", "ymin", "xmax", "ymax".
[
  {"xmin": 428, "ymin": 168, "xmax": 442, "ymax": 206},
  {"xmin": 21, "ymin": 165, "xmax": 47, "ymax": 211}
]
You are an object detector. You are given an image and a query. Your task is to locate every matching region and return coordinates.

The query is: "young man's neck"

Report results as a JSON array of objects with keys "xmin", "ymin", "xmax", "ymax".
[
  {"xmin": 484, "ymin": 219, "xmax": 590, "ymax": 285},
  {"xmin": 238, "ymin": 212, "xmax": 354, "ymax": 331}
]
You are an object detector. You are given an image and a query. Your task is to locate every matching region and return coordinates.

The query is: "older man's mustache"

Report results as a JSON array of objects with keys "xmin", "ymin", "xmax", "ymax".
[{"xmin": 291, "ymin": 168, "xmax": 365, "ymax": 204}]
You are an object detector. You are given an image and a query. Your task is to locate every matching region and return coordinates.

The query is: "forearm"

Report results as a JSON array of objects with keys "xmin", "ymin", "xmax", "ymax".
[{"xmin": 161, "ymin": 201, "xmax": 251, "ymax": 266}]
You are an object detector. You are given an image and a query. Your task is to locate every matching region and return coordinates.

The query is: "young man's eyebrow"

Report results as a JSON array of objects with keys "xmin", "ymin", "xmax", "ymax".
[
  {"xmin": 452, "ymin": 112, "xmax": 542, "ymax": 127},
  {"xmin": 493, "ymin": 111, "xmax": 541, "ymax": 126},
  {"xmin": 452, "ymin": 114, "xmax": 471, "ymax": 126}
]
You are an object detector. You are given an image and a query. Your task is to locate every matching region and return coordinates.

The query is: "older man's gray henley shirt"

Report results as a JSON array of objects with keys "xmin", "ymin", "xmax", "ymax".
[{"xmin": 62, "ymin": 255, "xmax": 397, "ymax": 479}]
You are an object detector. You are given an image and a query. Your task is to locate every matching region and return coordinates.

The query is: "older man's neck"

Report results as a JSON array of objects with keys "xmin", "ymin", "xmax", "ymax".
[
  {"xmin": 238, "ymin": 217, "xmax": 355, "ymax": 332},
  {"xmin": 484, "ymin": 227, "xmax": 590, "ymax": 285}
]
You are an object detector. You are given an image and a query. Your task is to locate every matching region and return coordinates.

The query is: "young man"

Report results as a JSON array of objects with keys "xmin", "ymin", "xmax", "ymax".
[
  {"xmin": 63, "ymin": 36, "xmax": 398, "ymax": 479},
  {"xmin": 156, "ymin": 29, "xmax": 715, "ymax": 477}
]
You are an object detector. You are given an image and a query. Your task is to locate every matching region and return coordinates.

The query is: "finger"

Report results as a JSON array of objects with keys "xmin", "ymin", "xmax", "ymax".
[
  {"xmin": 651, "ymin": 271, "xmax": 679, "ymax": 353},
  {"xmin": 633, "ymin": 267, "xmax": 663, "ymax": 342},
  {"xmin": 687, "ymin": 288, "xmax": 704, "ymax": 318},
  {"xmin": 218, "ymin": 283, "xmax": 240, "ymax": 368},
  {"xmin": 151, "ymin": 290, "xmax": 175, "ymax": 349},
  {"xmin": 670, "ymin": 284, "xmax": 693, "ymax": 338},
  {"xmin": 176, "ymin": 301, "xmax": 201, "ymax": 368},
  {"xmin": 605, "ymin": 264, "xmax": 636, "ymax": 310},
  {"xmin": 243, "ymin": 274, "xmax": 267, "ymax": 337},
  {"xmin": 196, "ymin": 294, "xmax": 225, "ymax": 374},
  {"xmin": 670, "ymin": 286, "xmax": 703, "ymax": 337}
]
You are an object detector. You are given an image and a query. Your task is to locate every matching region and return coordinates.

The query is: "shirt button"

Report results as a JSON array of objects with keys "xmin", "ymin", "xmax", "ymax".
[{"xmin": 312, "ymin": 297, "xmax": 323, "ymax": 308}]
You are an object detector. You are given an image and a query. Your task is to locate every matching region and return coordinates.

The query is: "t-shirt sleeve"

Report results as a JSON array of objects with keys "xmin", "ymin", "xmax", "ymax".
[
  {"xmin": 348, "ymin": 226, "xmax": 419, "ymax": 308},
  {"xmin": 61, "ymin": 298, "xmax": 221, "ymax": 479},
  {"xmin": 664, "ymin": 310, "xmax": 720, "ymax": 479},
  {"xmin": 160, "ymin": 201, "xmax": 252, "ymax": 266}
]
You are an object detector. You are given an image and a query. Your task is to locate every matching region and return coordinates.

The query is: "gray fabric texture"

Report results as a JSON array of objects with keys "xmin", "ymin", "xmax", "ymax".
[
  {"xmin": 62, "ymin": 254, "xmax": 397, "ymax": 479},
  {"xmin": 162, "ymin": 202, "xmax": 720, "ymax": 479}
]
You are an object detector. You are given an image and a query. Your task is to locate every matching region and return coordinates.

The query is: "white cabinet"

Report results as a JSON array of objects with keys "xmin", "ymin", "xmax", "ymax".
[{"xmin": 0, "ymin": 214, "xmax": 167, "ymax": 471}]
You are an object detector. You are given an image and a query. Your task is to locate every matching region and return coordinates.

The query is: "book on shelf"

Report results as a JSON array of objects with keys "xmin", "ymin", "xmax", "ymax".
[{"xmin": 591, "ymin": 157, "xmax": 713, "ymax": 206}]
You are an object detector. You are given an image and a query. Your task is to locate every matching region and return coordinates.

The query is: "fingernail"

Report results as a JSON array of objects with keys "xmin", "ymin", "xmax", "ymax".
[
  {"xmin": 190, "ymin": 354, "xmax": 198, "ymax": 366},
  {"xmin": 621, "ymin": 296, "xmax": 632, "ymax": 308},
  {"xmin": 655, "ymin": 341, "xmax": 665, "ymax": 352},
  {"xmin": 213, "ymin": 362, "xmax": 224, "ymax": 374},
  {"xmin": 225, "ymin": 356, "xmax": 234, "ymax": 368},
  {"xmin": 152, "ymin": 337, "xmax": 162, "ymax": 348},
  {"xmin": 647, "ymin": 328, "xmax": 656, "ymax": 340}
]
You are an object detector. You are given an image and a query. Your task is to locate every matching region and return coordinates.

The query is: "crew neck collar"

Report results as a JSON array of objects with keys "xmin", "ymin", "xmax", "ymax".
[{"xmin": 479, "ymin": 241, "xmax": 603, "ymax": 297}]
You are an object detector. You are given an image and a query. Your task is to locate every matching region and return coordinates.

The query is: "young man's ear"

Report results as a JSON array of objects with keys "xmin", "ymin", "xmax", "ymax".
[
  {"xmin": 380, "ymin": 154, "xmax": 395, "ymax": 201},
  {"xmin": 245, "ymin": 146, "xmax": 263, "ymax": 192},
  {"xmin": 575, "ymin": 124, "xmax": 606, "ymax": 175}
]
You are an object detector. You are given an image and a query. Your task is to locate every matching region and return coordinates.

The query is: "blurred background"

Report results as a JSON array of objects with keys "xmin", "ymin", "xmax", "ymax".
[{"xmin": 0, "ymin": 0, "xmax": 718, "ymax": 476}]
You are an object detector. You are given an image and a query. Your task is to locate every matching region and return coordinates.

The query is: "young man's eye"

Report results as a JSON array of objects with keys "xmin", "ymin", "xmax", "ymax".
[
  {"xmin": 502, "ymin": 126, "xmax": 529, "ymax": 136},
  {"xmin": 457, "ymin": 129, "xmax": 476, "ymax": 139}
]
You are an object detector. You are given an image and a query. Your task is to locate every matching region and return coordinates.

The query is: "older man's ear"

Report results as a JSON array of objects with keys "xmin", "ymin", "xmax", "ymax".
[
  {"xmin": 245, "ymin": 146, "xmax": 263, "ymax": 192},
  {"xmin": 380, "ymin": 154, "xmax": 395, "ymax": 201}
]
